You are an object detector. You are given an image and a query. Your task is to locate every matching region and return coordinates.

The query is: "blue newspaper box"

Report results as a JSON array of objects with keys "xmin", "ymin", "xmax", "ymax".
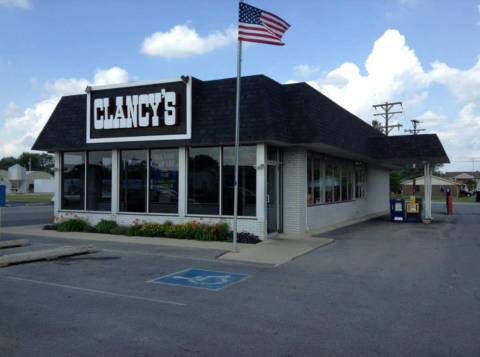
[
  {"xmin": 390, "ymin": 199, "xmax": 405, "ymax": 222},
  {"xmin": 0, "ymin": 185, "xmax": 5, "ymax": 207}
]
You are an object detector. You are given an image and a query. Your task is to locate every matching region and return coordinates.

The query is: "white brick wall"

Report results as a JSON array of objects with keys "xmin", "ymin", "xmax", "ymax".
[
  {"xmin": 283, "ymin": 147, "xmax": 308, "ymax": 235},
  {"xmin": 307, "ymin": 164, "xmax": 390, "ymax": 231},
  {"xmin": 54, "ymin": 148, "xmax": 389, "ymax": 240}
]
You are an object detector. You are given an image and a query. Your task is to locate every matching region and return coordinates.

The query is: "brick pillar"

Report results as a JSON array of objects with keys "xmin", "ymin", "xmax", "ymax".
[{"xmin": 283, "ymin": 147, "xmax": 307, "ymax": 235}]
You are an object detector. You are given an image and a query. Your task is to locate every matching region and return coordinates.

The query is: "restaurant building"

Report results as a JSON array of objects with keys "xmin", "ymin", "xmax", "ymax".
[{"xmin": 32, "ymin": 75, "xmax": 449, "ymax": 239}]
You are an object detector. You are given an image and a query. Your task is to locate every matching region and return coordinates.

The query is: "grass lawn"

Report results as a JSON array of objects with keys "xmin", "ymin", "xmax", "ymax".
[
  {"xmin": 6, "ymin": 193, "xmax": 54, "ymax": 203},
  {"xmin": 399, "ymin": 195, "xmax": 477, "ymax": 203}
]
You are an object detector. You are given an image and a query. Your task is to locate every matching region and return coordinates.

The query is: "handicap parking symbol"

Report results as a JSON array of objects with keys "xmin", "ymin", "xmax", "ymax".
[{"xmin": 150, "ymin": 269, "xmax": 248, "ymax": 291}]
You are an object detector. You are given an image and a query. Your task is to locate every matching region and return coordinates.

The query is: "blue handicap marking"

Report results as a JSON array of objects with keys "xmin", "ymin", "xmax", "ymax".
[{"xmin": 150, "ymin": 269, "xmax": 248, "ymax": 291}]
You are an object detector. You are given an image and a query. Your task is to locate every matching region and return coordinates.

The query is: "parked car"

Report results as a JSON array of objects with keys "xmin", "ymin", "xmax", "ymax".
[{"xmin": 459, "ymin": 189, "xmax": 474, "ymax": 197}]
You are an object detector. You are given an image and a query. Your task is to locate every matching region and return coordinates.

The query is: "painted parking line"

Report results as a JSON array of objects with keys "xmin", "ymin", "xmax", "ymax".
[
  {"xmin": 0, "ymin": 275, "xmax": 186, "ymax": 306},
  {"xmin": 149, "ymin": 268, "xmax": 248, "ymax": 291}
]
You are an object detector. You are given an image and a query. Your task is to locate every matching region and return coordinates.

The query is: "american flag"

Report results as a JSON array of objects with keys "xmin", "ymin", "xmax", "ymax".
[{"xmin": 238, "ymin": 2, "xmax": 291, "ymax": 46}]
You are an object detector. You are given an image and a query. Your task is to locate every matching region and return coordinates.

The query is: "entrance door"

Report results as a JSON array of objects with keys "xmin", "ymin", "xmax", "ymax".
[{"xmin": 267, "ymin": 165, "xmax": 279, "ymax": 235}]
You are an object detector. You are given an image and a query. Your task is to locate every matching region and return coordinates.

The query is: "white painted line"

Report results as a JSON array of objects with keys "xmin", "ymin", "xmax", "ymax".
[{"xmin": 0, "ymin": 275, "xmax": 186, "ymax": 307}]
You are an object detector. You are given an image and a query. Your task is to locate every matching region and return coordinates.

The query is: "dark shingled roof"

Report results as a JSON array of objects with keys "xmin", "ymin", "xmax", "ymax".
[
  {"xmin": 369, "ymin": 134, "xmax": 450, "ymax": 164},
  {"xmin": 32, "ymin": 74, "xmax": 449, "ymax": 164}
]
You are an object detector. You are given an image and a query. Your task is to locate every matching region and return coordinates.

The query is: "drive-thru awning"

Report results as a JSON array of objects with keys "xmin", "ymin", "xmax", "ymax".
[{"xmin": 369, "ymin": 134, "xmax": 450, "ymax": 220}]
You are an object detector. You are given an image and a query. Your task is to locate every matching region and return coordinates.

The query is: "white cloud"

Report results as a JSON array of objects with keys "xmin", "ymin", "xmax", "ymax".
[
  {"xmin": 140, "ymin": 23, "xmax": 237, "ymax": 59},
  {"xmin": 292, "ymin": 30, "xmax": 428, "ymax": 118},
  {"xmin": 0, "ymin": 67, "xmax": 129, "ymax": 158},
  {"xmin": 434, "ymin": 104, "xmax": 480, "ymax": 168},
  {"xmin": 293, "ymin": 64, "xmax": 320, "ymax": 78},
  {"xmin": 416, "ymin": 110, "xmax": 446, "ymax": 128},
  {"xmin": 428, "ymin": 58, "xmax": 480, "ymax": 103},
  {"xmin": 289, "ymin": 30, "xmax": 480, "ymax": 120},
  {"xmin": 404, "ymin": 91, "xmax": 428, "ymax": 107},
  {"xmin": 44, "ymin": 67, "xmax": 129, "ymax": 96},
  {"xmin": 0, "ymin": 0, "xmax": 32, "ymax": 9},
  {"xmin": 2, "ymin": 101, "xmax": 22, "ymax": 116}
]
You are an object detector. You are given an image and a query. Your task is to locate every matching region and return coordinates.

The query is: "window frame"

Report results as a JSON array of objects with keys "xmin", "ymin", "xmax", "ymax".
[
  {"xmin": 186, "ymin": 145, "xmax": 258, "ymax": 219},
  {"xmin": 149, "ymin": 148, "xmax": 180, "ymax": 215},
  {"xmin": 307, "ymin": 152, "xmax": 361, "ymax": 207}
]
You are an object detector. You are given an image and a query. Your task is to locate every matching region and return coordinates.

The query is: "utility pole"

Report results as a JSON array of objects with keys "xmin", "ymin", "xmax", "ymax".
[
  {"xmin": 404, "ymin": 119, "xmax": 425, "ymax": 198},
  {"xmin": 372, "ymin": 101, "xmax": 403, "ymax": 136},
  {"xmin": 405, "ymin": 119, "xmax": 426, "ymax": 135}
]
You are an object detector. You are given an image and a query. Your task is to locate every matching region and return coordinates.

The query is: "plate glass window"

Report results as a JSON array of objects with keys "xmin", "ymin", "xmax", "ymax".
[
  {"xmin": 87, "ymin": 151, "xmax": 112, "ymax": 211},
  {"xmin": 222, "ymin": 146, "xmax": 256, "ymax": 216},
  {"xmin": 188, "ymin": 147, "xmax": 220, "ymax": 215},
  {"xmin": 150, "ymin": 149, "xmax": 179, "ymax": 214},
  {"xmin": 120, "ymin": 150, "xmax": 148, "ymax": 213},
  {"xmin": 62, "ymin": 152, "xmax": 85, "ymax": 210}
]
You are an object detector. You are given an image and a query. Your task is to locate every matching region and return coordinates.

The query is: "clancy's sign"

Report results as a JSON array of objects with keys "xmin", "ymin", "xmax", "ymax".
[
  {"xmin": 93, "ymin": 90, "xmax": 179, "ymax": 130},
  {"xmin": 86, "ymin": 77, "xmax": 192, "ymax": 143}
]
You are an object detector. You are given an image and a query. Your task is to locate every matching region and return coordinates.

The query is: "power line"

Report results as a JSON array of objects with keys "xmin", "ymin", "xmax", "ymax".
[
  {"xmin": 400, "ymin": 103, "xmax": 412, "ymax": 131},
  {"xmin": 372, "ymin": 101, "xmax": 403, "ymax": 136}
]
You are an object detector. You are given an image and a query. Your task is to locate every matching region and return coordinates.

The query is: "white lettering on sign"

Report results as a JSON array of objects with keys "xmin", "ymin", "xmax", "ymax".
[{"xmin": 93, "ymin": 91, "xmax": 178, "ymax": 130}]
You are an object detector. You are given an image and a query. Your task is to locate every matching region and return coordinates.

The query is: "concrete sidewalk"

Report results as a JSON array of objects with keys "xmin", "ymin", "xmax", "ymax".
[
  {"xmin": 1, "ymin": 225, "xmax": 333, "ymax": 265},
  {"xmin": 219, "ymin": 234, "xmax": 333, "ymax": 265}
]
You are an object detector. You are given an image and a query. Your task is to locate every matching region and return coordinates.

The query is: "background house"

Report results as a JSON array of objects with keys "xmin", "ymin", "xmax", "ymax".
[
  {"xmin": 445, "ymin": 172, "xmax": 480, "ymax": 191},
  {"xmin": 402, "ymin": 176, "xmax": 460, "ymax": 197}
]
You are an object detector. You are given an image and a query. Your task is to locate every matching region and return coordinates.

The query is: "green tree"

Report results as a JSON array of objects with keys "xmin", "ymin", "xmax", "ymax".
[
  {"xmin": 0, "ymin": 156, "xmax": 18, "ymax": 170},
  {"xmin": 372, "ymin": 120, "xmax": 383, "ymax": 133},
  {"xmin": 390, "ymin": 170, "xmax": 403, "ymax": 194},
  {"xmin": 0, "ymin": 152, "xmax": 54, "ymax": 173}
]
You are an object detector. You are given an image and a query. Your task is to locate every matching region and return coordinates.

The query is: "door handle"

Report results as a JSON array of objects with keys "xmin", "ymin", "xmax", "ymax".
[{"xmin": 267, "ymin": 194, "xmax": 270, "ymax": 203}]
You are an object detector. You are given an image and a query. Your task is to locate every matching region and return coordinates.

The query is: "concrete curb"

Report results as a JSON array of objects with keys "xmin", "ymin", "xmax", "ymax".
[
  {"xmin": 0, "ymin": 245, "xmax": 99, "ymax": 268},
  {"xmin": 0, "ymin": 239, "xmax": 30, "ymax": 249},
  {"xmin": 1, "ymin": 225, "xmax": 251, "ymax": 251}
]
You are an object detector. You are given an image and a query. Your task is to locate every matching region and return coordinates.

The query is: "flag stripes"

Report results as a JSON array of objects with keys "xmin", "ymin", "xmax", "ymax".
[{"xmin": 238, "ymin": 2, "xmax": 291, "ymax": 46}]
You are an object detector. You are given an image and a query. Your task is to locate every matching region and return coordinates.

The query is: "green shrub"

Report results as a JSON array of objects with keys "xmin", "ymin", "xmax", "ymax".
[
  {"xmin": 95, "ymin": 219, "xmax": 118, "ymax": 234},
  {"xmin": 140, "ymin": 222, "xmax": 165, "ymax": 237},
  {"xmin": 126, "ymin": 224, "xmax": 144, "ymax": 237},
  {"xmin": 110, "ymin": 225, "xmax": 129, "ymax": 235},
  {"xmin": 56, "ymin": 218, "xmax": 90, "ymax": 232},
  {"xmin": 187, "ymin": 220, "xmax": 231, "ymax": 241}
]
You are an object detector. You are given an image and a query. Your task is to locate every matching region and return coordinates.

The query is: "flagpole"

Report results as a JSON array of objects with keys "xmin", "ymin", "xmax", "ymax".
[{"xmin": 233, "ymin": 0, "xmax": 243, "ymax": 253}]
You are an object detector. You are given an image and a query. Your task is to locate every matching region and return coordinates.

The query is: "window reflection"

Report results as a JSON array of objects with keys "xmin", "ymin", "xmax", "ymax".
[
  {"xmin": 222, "ymin": 146, "xmax": 256, "ymax": 216},
  {"xmin": 62, "ymin": 152, "xmax": 85, "ymax": 210},
  {"xmin": 188, "ymin": 147, "xmax": 220, "ymax": 215},
  {"xmin": 120, "ymin": 150, "xmax": 148, "ymax": 213},
  {"xmin": 87, "ymin": 151, "xmax": 112, "ymax": 211},
  {"xmin": 150, "ymin": 149, "xmax": 179, "ymax": 214}
]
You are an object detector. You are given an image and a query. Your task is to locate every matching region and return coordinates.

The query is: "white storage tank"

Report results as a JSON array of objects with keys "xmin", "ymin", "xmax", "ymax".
[{"xmin": 8, "ymin": 164, "xmax": 26, "ymax": 193}]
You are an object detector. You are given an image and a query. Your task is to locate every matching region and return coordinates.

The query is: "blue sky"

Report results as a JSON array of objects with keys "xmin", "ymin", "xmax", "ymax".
[{"xmin": 1, "ymin": 0, "xmax": 480, "ymax": 172}]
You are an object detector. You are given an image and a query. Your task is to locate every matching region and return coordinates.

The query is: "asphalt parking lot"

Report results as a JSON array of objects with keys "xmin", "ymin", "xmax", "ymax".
[{"xmin": 0, "ymin": 204, "xmax": 479, "ymax": 357}]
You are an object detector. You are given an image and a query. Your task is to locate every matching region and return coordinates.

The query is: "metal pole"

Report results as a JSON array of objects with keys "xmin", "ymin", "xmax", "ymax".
[{"xmin": 233, "ymin": 5, "xmax": 243, "ymax": 253}]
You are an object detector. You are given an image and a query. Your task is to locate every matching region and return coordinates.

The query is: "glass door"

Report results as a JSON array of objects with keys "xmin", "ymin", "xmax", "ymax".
[{"xmin": 267, "ymin": 165, "xmax": 278, "ymax": 235}]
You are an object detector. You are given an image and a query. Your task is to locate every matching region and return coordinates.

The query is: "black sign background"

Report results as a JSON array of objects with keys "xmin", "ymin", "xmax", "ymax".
[{"xmin": 89, "ymin": 81, "xmax": 187, "ymax": 140}]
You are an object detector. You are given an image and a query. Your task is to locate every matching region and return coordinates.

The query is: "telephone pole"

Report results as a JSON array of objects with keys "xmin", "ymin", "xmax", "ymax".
[
  {"xmin": 372, "ymin": 101, "xmax": 403, "ymax": 136},
  {"xmin": 405, "ymin": 119, "xmax": 425, "ymax": 135},
  {"xmin": 404, "ymin": 119, "xmax": 425, "ymax": 197}
]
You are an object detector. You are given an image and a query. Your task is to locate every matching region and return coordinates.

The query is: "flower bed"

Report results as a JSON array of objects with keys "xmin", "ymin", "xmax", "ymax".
[{"xmin": 45, "ymin": 215, "xmax": 261, "ymax": 244}]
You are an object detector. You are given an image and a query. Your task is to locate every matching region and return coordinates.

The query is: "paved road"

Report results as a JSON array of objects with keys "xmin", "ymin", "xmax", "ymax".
[
  {"xmin": 0, "ymin": 204, "xmax": 479, "ymax": 356},
  {"xmin": 0, "ymin": 205, "xmax": 53, "ymax": 227}
]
